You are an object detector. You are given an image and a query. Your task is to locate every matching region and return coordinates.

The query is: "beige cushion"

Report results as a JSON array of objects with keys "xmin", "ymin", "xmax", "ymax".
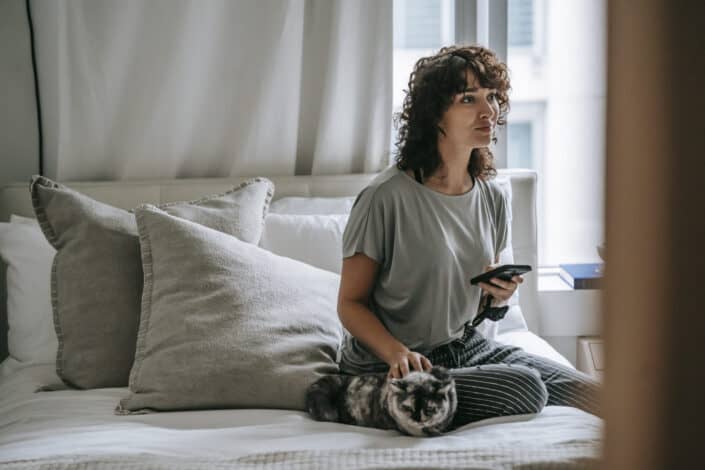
[
  {"xmin": 117, "ymin": 205, "xmax": 342, "ymax": 414},
  {"xmin": 30, "ymin": 175, "xmax": 273, "ymax": 389}
]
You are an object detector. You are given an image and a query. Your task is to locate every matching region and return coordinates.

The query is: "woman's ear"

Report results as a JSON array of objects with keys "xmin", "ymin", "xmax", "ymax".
[{"xmin": 437, "ymin": 125, "xmax": 447, "ymax": 137}]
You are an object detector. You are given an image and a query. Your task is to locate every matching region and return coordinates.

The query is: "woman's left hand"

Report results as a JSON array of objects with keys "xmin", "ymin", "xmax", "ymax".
[{"xmin": 477, "ymin": 264, "xmax": 524, "ymax": 304}]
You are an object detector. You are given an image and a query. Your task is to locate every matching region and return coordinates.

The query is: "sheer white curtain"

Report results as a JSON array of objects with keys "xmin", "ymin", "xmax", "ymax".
[{"xmin": 31, "ymin": 0, "xmax": 392, "ymax": 180}]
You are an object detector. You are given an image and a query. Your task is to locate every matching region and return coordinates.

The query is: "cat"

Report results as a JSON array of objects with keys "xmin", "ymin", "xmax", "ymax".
[{"xmin": 305, "ymin": 366, "xmax": 457, "ymax": 437}]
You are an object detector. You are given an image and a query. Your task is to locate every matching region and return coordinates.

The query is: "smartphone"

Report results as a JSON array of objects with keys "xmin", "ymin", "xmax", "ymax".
[{"xmin": 469, "ymin": 264, "xmax": 532, "ymax": 287}]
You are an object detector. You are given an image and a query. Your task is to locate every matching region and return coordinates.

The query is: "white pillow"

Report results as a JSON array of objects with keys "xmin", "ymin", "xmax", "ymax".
[
  {"xmin": 0, "ymin": 215, "xmax": 57, "ymax": 365},
  {"xmin": 487, "ymin": 177, "xmax": 528, "ymax": 335},
  {"xmin": 259, "ymin": 214, "xmax": 348, "ymax": 274},
  {"xmin": 269, "ymin": 196, "xmax": 355, "ymax": 215},
  {"xmin": 10, "ymin": 214, "xmax": 39, "ymax": 226}
]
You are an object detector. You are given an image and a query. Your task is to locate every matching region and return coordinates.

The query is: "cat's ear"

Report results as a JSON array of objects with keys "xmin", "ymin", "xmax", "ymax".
[
  {"xmin": 429, "ymin": 366, "xmax": 451, "ymax": 382},
  {"xmin": 388, "ymin": 379, "xmax": 408, "ymax": 392}
]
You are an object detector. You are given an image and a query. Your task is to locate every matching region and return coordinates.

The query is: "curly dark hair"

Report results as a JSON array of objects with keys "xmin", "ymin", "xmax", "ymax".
[{"xmin": 394, "ymin": 45, "xmax": 511, "ymax": 181}]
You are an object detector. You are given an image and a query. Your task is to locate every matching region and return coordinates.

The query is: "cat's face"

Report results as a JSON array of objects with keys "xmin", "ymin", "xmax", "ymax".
[{"xmin": 386, "ymin": 366, "xmax": 457, "ymax": 437}]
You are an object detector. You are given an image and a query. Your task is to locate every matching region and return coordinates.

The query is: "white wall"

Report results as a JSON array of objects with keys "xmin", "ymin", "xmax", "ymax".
[{"xmin": 0, "ymin": 0, "xmax": 39, "ymax": 191}]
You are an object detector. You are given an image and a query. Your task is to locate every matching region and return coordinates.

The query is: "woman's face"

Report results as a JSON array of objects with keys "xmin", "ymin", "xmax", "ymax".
[{"xmin": 437, "ymin": 70, "xmax": 500, "ymax": 151}]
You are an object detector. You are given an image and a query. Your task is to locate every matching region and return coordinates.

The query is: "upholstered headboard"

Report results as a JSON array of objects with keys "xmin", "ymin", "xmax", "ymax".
[{"xmin": 0, "ymin": 169, "xmax": 538, "ymax": 361}]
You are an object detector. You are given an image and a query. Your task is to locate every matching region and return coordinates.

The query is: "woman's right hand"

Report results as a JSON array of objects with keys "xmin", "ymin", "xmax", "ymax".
[
  {"xmin": 339, "ymin": 254, "xmax": 434, "ymax": 380},
  {"xmin": 386, "ymin": 349, "xmax": 433, "ymax": 379}
]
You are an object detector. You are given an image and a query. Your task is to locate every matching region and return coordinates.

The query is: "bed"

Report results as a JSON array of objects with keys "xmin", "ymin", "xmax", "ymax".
[{"xmin": 0, "ymin": 170, "xmax": 602, "ymax": 469}]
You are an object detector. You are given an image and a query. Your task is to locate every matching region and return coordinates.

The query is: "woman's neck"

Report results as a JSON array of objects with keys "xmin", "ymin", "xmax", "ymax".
[
  {"xmin": 425, "ymin": 166, "xmax": 473, "ymax": 195},
  {"xmin": 425, "ymin": 145, "xmax": 474, "ymax": 194}
]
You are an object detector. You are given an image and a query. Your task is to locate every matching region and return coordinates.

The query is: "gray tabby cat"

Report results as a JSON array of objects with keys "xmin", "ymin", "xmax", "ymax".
[{"xmin": 306, "ymin": 366, "xmax": 457, "ymax": 436}]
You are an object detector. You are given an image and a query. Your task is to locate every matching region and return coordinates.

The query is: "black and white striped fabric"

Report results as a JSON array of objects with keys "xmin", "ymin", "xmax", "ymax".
[{"xmin": 426, "ymin": 325, "xmax": 601, "ymax": 427}]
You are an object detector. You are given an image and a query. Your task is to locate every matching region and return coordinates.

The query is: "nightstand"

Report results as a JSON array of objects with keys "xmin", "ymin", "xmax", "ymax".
[
  {"xmin": 537, "ymin": 269, "xmax": 602, "ymax": 366},
  {"xmin": 576, "ymin": 336, "xmax": 604, "ymax": 381}
]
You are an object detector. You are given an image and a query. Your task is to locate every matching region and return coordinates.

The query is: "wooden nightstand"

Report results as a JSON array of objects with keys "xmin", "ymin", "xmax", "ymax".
[{"xmin": 577, "ymin": 336, "xmax": 604, "ymax": 381}]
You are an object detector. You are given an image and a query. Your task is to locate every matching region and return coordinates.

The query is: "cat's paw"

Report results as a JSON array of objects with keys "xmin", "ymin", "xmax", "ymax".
[{"xmin": 421, "ymin": 426, "xmax": 444, "ymax": 437}]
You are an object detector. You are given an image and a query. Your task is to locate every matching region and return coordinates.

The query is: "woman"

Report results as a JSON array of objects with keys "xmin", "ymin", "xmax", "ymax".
[{"xmin": 337, "ymin": 45, "xmax": 599, "ymax": 426}]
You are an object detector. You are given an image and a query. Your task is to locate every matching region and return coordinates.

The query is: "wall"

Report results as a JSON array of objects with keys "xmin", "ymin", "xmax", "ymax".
[{"xmin": 0, "ymin": 0, "xmax": 38, "ymax": 189}]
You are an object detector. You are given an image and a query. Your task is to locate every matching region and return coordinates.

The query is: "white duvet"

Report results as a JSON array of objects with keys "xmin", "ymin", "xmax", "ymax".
[{"xmin": 0, "ymin": 332, "xmax": 602, "ymax": 469}]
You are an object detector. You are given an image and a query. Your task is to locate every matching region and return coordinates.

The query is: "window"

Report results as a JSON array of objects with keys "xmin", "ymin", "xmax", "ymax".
[
  {"xmin": 507, "ymin": 0, "xmax": 606, "ymax": 266},
  {"xmin": 392, "ymin": 0, "xmax": 606, "ymax": 267},
  {"xmin": 508, "ymin": 0, "xmax": 533, "ymax": 48},
  {"xmin": 391, "ymin": 0, "xmax": 455, "ymax": 157},
  {"xmin": 507, "ymin": 122, "xmax": 532, "ymax": 168},
  {"xmin": 395, "ymin": 0, "xmax": 444, "ymax": 49}
]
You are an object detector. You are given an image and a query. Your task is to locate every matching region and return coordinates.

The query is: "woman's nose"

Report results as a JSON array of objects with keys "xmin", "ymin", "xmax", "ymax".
[{"xmin": 480, "ymin": 100, "xmax": 495, "ymax": 120}]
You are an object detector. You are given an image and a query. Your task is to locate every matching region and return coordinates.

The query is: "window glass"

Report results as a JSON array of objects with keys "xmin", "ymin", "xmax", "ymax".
[
  {"xmin": 391, "ymin": 0, "xmax": 454, "ymax": 156},
  {"xmin": 507, "ymin": 122, "xmax": 532, "ymax": 168},
  {"xmin": 507, "ymin": 0, "xmax": 606, "ymax": 266},
  {"xmin": 508, "ymin": 0, "xmax": 534, "ymax": 47}
]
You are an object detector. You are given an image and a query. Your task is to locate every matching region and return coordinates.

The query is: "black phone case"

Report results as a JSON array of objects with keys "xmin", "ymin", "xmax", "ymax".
[{"xmin": 469, "ymin": 264, "xmax": 532, "ymax": 286}]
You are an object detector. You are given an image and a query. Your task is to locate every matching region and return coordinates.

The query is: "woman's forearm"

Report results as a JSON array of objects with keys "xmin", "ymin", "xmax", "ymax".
[{"xmin": 338, "ymin": 300, "xmax": 408, "ymax": 365}]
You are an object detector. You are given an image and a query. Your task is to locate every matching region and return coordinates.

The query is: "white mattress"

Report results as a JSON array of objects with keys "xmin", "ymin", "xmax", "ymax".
[{"xmin": 0, "ymin": 332, "xmax": 602, "ymax": 469}]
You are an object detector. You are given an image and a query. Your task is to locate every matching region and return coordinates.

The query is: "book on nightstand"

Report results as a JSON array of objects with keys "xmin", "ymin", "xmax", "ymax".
[{"xmin": 558, "ymin": 263, "xmax": 604, "ymax": 289}]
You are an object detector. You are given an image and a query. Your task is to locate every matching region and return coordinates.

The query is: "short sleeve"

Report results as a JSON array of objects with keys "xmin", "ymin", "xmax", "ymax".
[
  {"xmin": 342, "ymin": 186, "xmax": 386, "ymax": 264},
  {"xmin": 494, "ymin": 184, "xmax": 512, "ymax": 260}
]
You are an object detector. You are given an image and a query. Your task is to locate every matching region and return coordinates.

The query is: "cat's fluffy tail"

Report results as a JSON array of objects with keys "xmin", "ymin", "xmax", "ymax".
[{"xmin": 305, "ymin": 375, "xmax": 347, "ymax": 422}]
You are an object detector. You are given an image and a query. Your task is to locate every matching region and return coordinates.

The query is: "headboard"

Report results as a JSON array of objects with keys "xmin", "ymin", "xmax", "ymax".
[{"xmin": 0, "ymin": 169, "xmax": 539, "ymax": 361}]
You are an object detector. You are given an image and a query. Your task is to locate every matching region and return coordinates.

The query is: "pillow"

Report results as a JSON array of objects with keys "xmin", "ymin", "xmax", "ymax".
[
  {"xmin": 116, "ymin": 205, "xmax": 342, "ymax": 414},
  {"xmin": 30, "ymin": 175, "xmax": 273, "ymax": 389},
  {"xmin": 478, "ymin": 177, "xmax": 528, "ymax": 337},
  {"xmin": 9, "ymin": 214, "xmax": 40, "ymax": 226},
  {"xmin": 259, "ymin": 214, "xmax": 348, "ymax": 273},
  {"xmin": 269, "ymin": 196, "xmax": 355, "ymax": 215},
  {"xmin": 0, "ymin": 217, "xmax": 56, "ymax": 365}
]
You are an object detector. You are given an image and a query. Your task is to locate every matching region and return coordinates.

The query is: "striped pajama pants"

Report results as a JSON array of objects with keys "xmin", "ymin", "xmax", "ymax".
[
  {"xmin": 425, "ymin": 324, "xmax": 601, "ymax": 426},
  {"xmin": 340, "ymin": 323, "xmax": 600, "ymax": 427}
]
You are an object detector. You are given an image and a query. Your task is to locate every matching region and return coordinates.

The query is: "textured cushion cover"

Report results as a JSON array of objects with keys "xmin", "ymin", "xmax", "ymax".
[
  {"xmin": 30, "ymin": 176, "xmax": 273, "ymax": 389},
  {"xmin": 117, "ymin": 206, "xmax": 341, "ymax": 414}
]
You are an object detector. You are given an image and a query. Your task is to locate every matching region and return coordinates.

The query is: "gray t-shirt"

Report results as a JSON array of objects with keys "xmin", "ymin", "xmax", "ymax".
[{"xmin": 338, "ymin": 165, "xmax": 510, "ymax": 374}]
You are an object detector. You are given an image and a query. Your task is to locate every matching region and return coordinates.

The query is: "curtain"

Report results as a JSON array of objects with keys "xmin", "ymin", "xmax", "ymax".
[{"xmin": 30, "ymin": 0, "xmax": 392, "ymax": 180}]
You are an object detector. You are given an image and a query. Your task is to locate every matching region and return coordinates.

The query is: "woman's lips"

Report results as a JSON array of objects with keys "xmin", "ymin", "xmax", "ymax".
[{"xmin": 475, "ymin": 126, "xmax": 492, "ymax": 133}]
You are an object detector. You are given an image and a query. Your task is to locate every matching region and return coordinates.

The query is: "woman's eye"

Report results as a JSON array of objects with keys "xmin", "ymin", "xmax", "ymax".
[
  {"xmin": 461, "ymin": 95, "xmax": 474, "ymax": 104},
  {"xmin": 488, "ymin": 93, "xmax": 498, "ymax": 102}
]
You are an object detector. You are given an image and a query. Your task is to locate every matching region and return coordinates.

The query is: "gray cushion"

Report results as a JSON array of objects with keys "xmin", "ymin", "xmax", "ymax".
[
  {"xmin": 30, "ymin": 175, "xmax": 273, "ymax": 389},
  {"xmin": 116, "ymin": 205, "xmax": 342, "ymax": 414}
]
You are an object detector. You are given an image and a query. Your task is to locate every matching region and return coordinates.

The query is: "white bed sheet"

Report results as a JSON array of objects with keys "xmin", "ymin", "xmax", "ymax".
[{"xmin": 0, "ymin": 332, "xmax": 601, "ymax": 468}]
